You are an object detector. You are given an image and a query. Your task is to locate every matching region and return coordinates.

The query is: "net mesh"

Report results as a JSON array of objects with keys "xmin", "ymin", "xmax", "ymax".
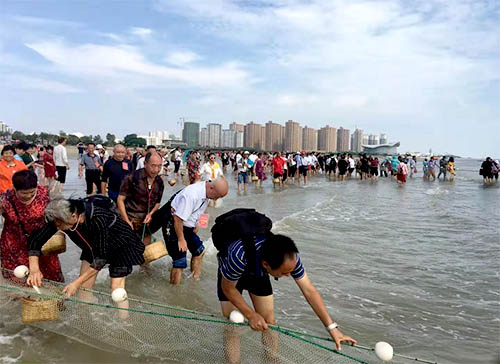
[{"xmin": 0, "ymin": 270, "xmax": 434, "ymax": 364}]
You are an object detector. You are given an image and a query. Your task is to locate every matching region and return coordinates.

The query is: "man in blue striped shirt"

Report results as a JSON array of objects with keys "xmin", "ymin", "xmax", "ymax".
[{"xmin": 217, "ymin": 233, "xmax": 357, "ymax": 351}]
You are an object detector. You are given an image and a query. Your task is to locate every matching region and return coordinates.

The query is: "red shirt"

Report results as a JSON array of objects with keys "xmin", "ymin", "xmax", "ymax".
[{"xmin": 272, "ymin": 157, "xmax": 285, "ymax": 174}]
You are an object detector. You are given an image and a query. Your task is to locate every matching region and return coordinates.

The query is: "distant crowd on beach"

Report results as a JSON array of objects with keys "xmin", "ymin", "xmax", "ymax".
[{"xmin": 0, "ymin": 139, "xmax": 498, "ymax": 197}]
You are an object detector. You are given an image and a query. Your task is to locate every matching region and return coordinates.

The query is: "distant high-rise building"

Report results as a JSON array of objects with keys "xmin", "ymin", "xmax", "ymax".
[
  {"xmin": 337, "ymin": 127, "xmax": 350, "ymax": 152},
  {"xmin": 207, "ymin": 123, "xmax": 222, "ymax": 148},
  {"xmin": 285, "ymin": 120, "xmax": 302, "ymax": 152},
  {"xmin": 351, "ymin": 128, "xmax": 363, "ymax": 152},
  {"xmin": 368, "ymin": 134, "xmax": 376, "ymax": 145},
  {"xmin": 235, "ymin": 131, "xmax": 244, "ymax": 148},
  {"xmin": 265, "ymin": 121, "xmax": 284, "ymax": 151},
  {"xmin": 373, "ymin": 135, "xmax": 380, "ymax": 145},
  {"xmin": 244, "ymin": 121, "xmax": 265, "ymax": 149},
  {"xmin": 229, "ymin": 122, "xmax": 244, "ymax": 132},
  {"xmin": 379, "ymin": 133, "xmax": 388, "ymax": 144},
  {"xmin": 200, "ymin": 128, "xmax": 208, "ymax": 147},
  {"xmin": 318, "ymin": 126, "xmax": 337, "ymax": 152},
  {"xmin": 222, "ymin": 129, "xmax": 235, "ymax": 148},
  {"xmin": 182, "ymin": 122, "xmax": 200, "ymax": 147},
  {"xmin": 148, "ymin": 130, "xmax": 170, "ymax": 145},
  {"xmin": 302, "ymin": 127, "xmax": 318, "ymax": 152},
  {"xmin": 362, "ymin": 135, "xmax": 369, "ymax": 145}
]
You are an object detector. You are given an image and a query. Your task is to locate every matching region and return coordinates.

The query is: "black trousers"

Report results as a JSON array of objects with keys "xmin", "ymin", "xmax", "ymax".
[{"xmin": 85, "ymin": 169, "xmax": 102, "ymax": 195}]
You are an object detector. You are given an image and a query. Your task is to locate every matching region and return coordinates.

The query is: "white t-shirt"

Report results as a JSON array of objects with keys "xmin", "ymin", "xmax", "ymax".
[
  {"xmin": 349, "ymin": 158, "xmax": 355, "ymax": 169},
  {"xmin": 136, "ymin": 156, "xmax": 145, "ymax": 170},
  {"xmin": 53, "ymin": 144, "xmax": 68, "ymax": 167},
  {"xmin": 200, "ymin": 161, "xmax": 223, "ymax": 181},
  {"xmin": 175, "ymin": 150, "xmax": 182, "ymax": 162},
  {"xmin": 171, "ymin": 181, "xmax": 208, "ymax": 228}
]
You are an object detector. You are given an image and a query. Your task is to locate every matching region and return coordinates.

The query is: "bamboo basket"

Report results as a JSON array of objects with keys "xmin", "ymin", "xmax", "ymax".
[
  {"xmin": 143, "ymin": 241, "xmax": 168, "ymax": 264},
  {"xmin": 252, "ymin": 176, "xmax": 259, "ymax": 182},
  {"xmin": 41, "ymin": 232, "xmax": 66, "ymax": 256},
  {"xmin": 21, "ymin": 297, "xmax": 59, "ymax": 323},
  {"xmin": 273, "ymin": 178, "xmax": 280, "ymax": 184}
]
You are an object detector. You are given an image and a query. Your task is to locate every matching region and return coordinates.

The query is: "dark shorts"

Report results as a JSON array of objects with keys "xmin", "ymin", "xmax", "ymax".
[
  {"xmin": 174, "ymin": 161, "xmax": 181, "ymax": 173},
  {"xmin": 299, "ymin": 166, "xmax": 308, "ymax": 176},
  {"xmin": 217, "ymin": 270, "xmax": 273, "ymax": 301},
  {"xmin": 56, "ymin": 166, "xmax": 67, "ymax": 183},
  {"xmin": 288, "ymin": 166, "xmax": 297, "ymax": 177},
  {"xmin": 79, "ymin": 251, "xmax": 133, "ymax": 278},
  {"xmin": 273, "ymin": 173, "xmax": 282, "ymax": 179},
  {"xmin": 165, "ymin": 227, "xmax": 205, "ymax": 268},
  {"xmin": 348, "ymin": 167, "xmax": 354, "ymax": 174},
  {"xmin": 108, "ymin": 190, "xmax": 119, "ymax": 202},
  {"xmin": 282, "ymin": 171, "xmax": 287, "ymax": 181},
  {"xmin": 370, "ymin": 167, "xmax": 379, "ymax": 176},
  {"xmin": 338, "ymin": 168, "xmax": 347, "ymax": 176}
]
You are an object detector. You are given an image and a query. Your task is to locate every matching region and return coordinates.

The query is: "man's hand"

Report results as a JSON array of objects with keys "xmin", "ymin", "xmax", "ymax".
[
  {"xmin": 178, "ymin": 238, "xmax": 188, "ymax": 252},
  {"xmin": 143, "ymin": 213, "xmax": 153, "ymax": 225},
  {"xmin": 329, "ymin": 328, "xmax": 357, "ymax": 351},
  {"xmin": 62, "ymin": 281, "xmax": 80, "ymax": 298},
  {"xmin": 248, "ymin": 312, "xmax": 268, "ymax": 331},
  {"xmin": 66, "ymin": 163, "xmax": 70, "ymax": 170},
  {"xmin": 27, "ymin": 270, "xmax": 43, "ymax": 287}
]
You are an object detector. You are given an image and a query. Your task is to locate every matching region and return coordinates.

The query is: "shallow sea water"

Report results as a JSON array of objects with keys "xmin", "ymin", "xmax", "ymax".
[{"xmin": 1, "ymin": 158, "xmax": 499, "ymax": 364}]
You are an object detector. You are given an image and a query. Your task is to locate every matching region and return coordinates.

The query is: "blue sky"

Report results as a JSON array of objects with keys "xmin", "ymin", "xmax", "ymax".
[{"xmin": 0, "ymin": 0, "xmax": 498, "ymax": 157}]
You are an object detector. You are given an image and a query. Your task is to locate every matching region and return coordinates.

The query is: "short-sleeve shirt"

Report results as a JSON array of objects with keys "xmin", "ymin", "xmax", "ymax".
[
  {"xmin": 0, "ymin": 159, "xmax": 27, "ymax": 194},
  {"xmin": 102, "ymin": 158, "xmax": 133, "ymax": 192},
  {"xmin": 119, "ymin": 169, "xmax": 164, "ymax": 216},
  {"xmin": 272, "ymin": 157, "xmax": 285, "ymax": 174},
  {"xmin": 80, "ymin": 152, "xmax": 102, "ymax": 170},
  {"xmin": 218, "ymin": 237, "xmax": 305, "ymax": 282},
  {"xmin": 171, "ymin": 181, "xmax": 208, "ymax": 228}
]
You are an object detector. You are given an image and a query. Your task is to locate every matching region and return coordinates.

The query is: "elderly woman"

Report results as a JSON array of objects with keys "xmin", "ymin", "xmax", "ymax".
[
  {"xmin": 0, "ymin": 170, "xmax": 63, "ymax": 281},
  {"xmin": 27, "ymin": 196, "xmax": 145, "ymax": 299},
  {"xmin": 0, "ymin": 145, "xmax": 28, "ymax": 194}
]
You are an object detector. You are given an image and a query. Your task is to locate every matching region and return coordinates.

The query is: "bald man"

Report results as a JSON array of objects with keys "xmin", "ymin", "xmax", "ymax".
[
  {"xmin": 149, "ymin": 177, "xmax": 228, "ymax": 284},
  {"xmin": 118, "ymin": 152, "xmax": 164, "ymax": 246},
  {"xmin": 101, "ymin": 144, "xmax": 133, "ymax": 202}
]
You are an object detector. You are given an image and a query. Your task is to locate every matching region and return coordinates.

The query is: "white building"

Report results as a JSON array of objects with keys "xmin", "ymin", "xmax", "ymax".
[
  {"xmin": 200, "ymin": 128, "xmax": 208, "ymax": 147},
  {"xmin": 222, "ymin": 129, "xmax": 236, "ymax": 148},
  {"xmin": 380, "ymin": 133, "xmax": 388, "ymax": 144},
  {"xmin": 207, "ymin": 123, "xmax": 222, "ymax": 148},
  {"xmin": 235, "ymin": 131, "xmax": 244, "ymax": 148}
]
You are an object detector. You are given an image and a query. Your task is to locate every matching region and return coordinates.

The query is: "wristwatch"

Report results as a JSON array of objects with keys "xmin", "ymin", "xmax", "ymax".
[{"xmin": 326, "ymin": 322, "xmax": 338, "ymax": 332}]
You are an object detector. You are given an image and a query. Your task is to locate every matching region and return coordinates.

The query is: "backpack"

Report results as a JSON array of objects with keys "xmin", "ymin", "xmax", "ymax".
[
  {"xmin": 171, "ymin": 152, "xmax": 176, "ymax": 162},
  {"xmin": 211, "ymin": 209, "xmax": 273, "ymax": 268}
]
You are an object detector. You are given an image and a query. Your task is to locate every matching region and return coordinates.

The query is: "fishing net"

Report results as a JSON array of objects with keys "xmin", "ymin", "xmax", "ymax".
[{"xmin": 0, "ymin": 269, "xmax": 434, "ymax": 364}]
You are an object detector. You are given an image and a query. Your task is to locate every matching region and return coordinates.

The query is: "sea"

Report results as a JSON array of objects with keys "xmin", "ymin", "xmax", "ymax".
[{"xmin": 1, "ymin": 157, "xmax": 499, "ymax": 364}]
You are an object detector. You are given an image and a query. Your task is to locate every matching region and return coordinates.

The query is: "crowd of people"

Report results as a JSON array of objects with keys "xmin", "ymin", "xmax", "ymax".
[
  {"xmin": 0, "ymin": 138, "xmax": 498, "ymax": 356},
  {"xmin": 0, "ymin": 138, "xmax": 363, "ymax": 356}
]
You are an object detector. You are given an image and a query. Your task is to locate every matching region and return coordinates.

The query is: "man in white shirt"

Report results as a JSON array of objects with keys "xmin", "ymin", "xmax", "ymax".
[
  {"xmin": 136, "ymin": 145, "xmax": 157, "ymax": 170},
  {"xmin": 173, "ymin": 147, "xmax": 183, "ymax": 179},
  {"xmin": 53, "ymin": 137, "xmax": 70, "ymax": 193},
  {"xmin": 166, "ymin": 177, "xmax": 228, "ymax": 284}
]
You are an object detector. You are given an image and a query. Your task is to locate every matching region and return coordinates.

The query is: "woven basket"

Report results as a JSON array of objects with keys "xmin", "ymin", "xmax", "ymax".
[
  {"xmin": 273, "ymin": 178, "xmax": 280, "ymax": 184},
  {"xmin": 21, "ymin": 297, "xmax": 59, "ymax": 323},
  {"xmin": 143, "ymin": 241, "xmax": 168, "ymax": 264},
  {"xmin": 252, "ymin": 176, "xmax": 259, "ymax": 182},
  {"xmin": 42, "ymin": 232, "xmax": 66, "ymax": 256},
  {"xmin": 168, "ymin": 179, "xmax": 177, "ymax": 186}
]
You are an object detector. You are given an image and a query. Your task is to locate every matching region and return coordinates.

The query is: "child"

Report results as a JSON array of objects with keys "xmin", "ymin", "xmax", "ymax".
[{"xmin": 43, "ymin": 145, "xmax": 57, "ymax": 191}]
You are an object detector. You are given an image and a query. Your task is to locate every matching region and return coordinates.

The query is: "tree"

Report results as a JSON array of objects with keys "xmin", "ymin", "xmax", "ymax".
[
  {"xmin": 67, "ymin": 134, "xmax": 81, "ymax": 145},
  {"xmin": 12, "ymin": 131, "xmax": 26, "ymax": 141},
  {"xmin": 123, "ymin": 134, "xmax": 146, "ymax": 147},
  {"xmin": 25, "ymin": 133, "xmax": 38, "ymax": 143},
  {"xmin": 105, "ymin": 133, "xmax": 116, "ymax": 146},
  {"xmin": 94, "ymin": 134, "xmax": 103, "ymax": 145},
  {"xmin": 81, "ymin": 135, "xmax": 93, "ymax": 144}
]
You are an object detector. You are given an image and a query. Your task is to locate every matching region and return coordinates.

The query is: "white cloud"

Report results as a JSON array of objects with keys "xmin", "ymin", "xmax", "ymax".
[
  {"xmin": 165, "ymin": 51, "xmax": 200, "ymax": 66},
  {"xmin": 24, "ymin": 41, "xmax": 253, "ymax": 90},
  {"xmin": 2, "ymin": 75, "xmax": 81, "ymax": 93},
  {"xmin": 130, "ymin": 27, "xmax": 152, "ymax": 37}
]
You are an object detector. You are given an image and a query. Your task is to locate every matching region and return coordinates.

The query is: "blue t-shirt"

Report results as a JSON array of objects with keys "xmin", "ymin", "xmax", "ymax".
[{"xmin": 218, "ymin": 237, "xmax": 305, "ymax": 282}]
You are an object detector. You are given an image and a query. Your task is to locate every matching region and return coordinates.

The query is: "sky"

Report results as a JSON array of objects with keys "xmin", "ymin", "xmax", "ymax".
[{"xmin": 0, "ymin": 0, "xmax": 499, "ymax": 157}]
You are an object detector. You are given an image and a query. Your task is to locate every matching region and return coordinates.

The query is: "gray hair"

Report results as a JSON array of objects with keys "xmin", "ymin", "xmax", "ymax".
[{"xmin": 45, "ymin": 197, "xmax": 74, "ymax": 222}]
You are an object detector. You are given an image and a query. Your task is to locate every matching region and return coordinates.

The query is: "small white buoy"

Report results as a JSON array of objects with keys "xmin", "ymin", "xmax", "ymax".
[
  {"xmin": 229, "ymin": 310, "xmax": 245, "ymax": 323},
  {"xmin": 375, "ymin": 341, "xmax": 393, "ymax": 362},
  {"xmin": 14, "ymin": 265, "xmax": 30, "ymax": 278},
  {"xmin": 111, "ymin": 288, "xmax": 128, "ymax": 303}
]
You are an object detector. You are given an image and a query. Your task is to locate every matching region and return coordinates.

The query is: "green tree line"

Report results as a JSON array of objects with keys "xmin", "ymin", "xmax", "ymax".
[{"xmin": 3, "ymin": 130, "xmax": 147, "ymax": 147}]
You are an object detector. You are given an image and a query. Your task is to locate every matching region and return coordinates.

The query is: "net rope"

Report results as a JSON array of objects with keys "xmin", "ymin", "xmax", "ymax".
[{"xmin": 0, "ymin": 269, "xmax": 437, "ymax": 364}]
